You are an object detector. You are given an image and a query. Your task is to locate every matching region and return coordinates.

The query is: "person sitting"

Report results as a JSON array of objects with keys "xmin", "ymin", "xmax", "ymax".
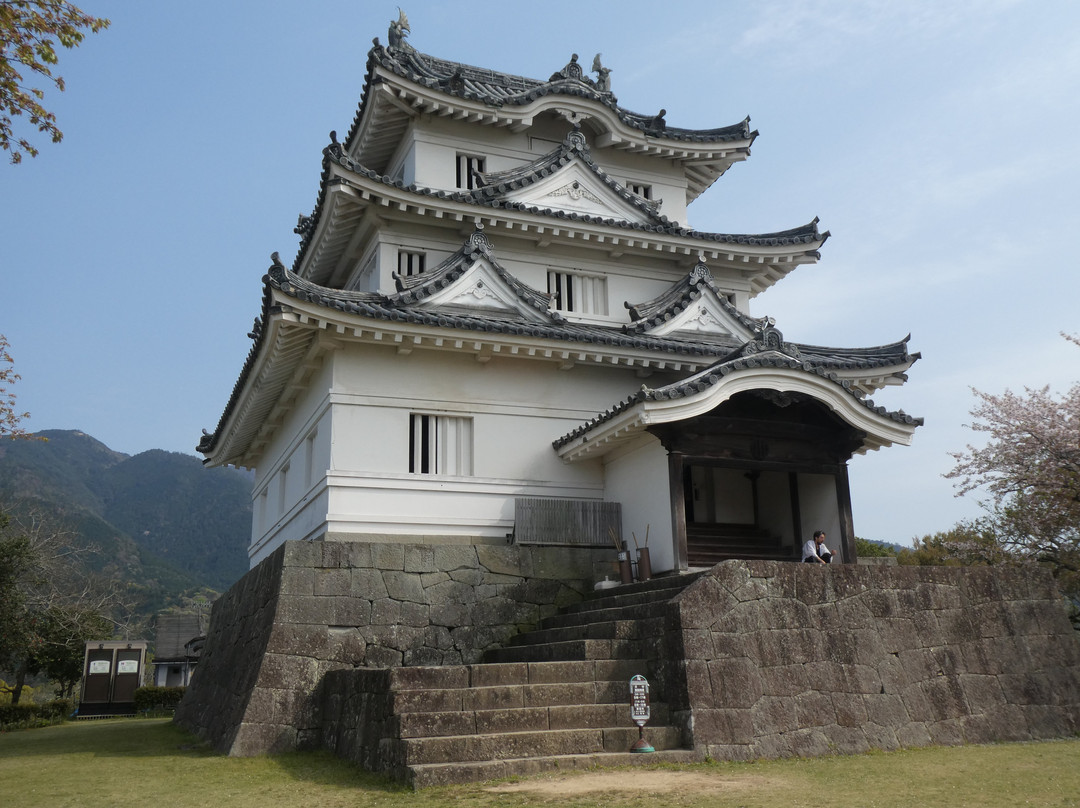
[{"xmin": 802, "ymin": 530, "xmax": 832, "ymax": 564}]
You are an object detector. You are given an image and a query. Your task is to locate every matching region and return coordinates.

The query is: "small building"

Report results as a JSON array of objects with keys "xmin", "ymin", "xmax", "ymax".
[
  {"xmin": 78, "ymin": 640, "xmax": 147, "ymax": 717},
  {"xmin": 199, "ymin": 17, "xmax": 921, "ymax": 573},
  {"xmin": 151, "ymin": 613, "xmax": 204, "ymax": 687}
]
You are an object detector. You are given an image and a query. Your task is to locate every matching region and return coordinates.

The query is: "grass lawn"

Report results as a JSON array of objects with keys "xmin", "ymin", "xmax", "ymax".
[{"xmin": 1, "ymin": 718, "xmax": 1078, "ymax": 808}]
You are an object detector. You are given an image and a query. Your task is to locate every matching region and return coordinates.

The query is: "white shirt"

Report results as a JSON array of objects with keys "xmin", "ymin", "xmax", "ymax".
[{"xmin": 802, "ymin": 539, "xmax": 829, "ymax": 561}]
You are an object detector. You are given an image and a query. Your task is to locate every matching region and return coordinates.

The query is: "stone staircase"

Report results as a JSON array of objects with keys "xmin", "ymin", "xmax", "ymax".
[
  {"xmin": 390, "ymin": 573, "xmax": 704, "ymax": 787},
  {"xmin": 686, "ymin": 523, "xmax": 794, "ymax": 566}
]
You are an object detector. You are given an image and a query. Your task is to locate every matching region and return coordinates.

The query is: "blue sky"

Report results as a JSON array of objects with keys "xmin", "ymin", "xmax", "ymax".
[{"xmin": 2, "ymin": 1, "xmax": 1078, "ymax": 547}]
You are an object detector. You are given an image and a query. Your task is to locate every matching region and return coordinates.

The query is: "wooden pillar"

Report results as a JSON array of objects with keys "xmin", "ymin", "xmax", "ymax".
[
  {"xmin": 669, "ymin": 451, "xmax": 688, "ymax": 571},
  {"xmin": 835, "ymin": 463, "xmax": 856, "ymax": 563},
  {"xmin": 788, "ymin": 471, "xmax": 802, "ymax": 552}
]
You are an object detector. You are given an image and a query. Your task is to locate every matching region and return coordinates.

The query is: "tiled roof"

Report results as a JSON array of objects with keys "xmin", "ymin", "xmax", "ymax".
[
  {"xmin": 200, "ymin": 230, "xmax": 917, "ymax": 458},
  {"xmin": 344, "ymin": 42, "xmax": 756, "ymax": 152},
  {"xmin": 552, "ymin": 327, "xmax": 924, "ymax": 450},
  {"xmin": 153, "ymin": 613, "xmax": 204, "ymax": 662},
  {"xmin": 623, "ymin": 260, "xmax": 767, "ymax": 335},
  {"xmin": 469, "ymin": 129, "xmax": 668, "ymax": 225},
  {"xmin": 293, "ymin": 137, "xmax": 827, "ymax": 279}
]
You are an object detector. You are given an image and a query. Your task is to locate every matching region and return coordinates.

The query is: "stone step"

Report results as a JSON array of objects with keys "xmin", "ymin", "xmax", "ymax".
[
  {"xmin": 406, "ymin": 748, "xmax": 701, "ymax": 788},
  {"xmin": 562, "ymin": 586, "xmax": 690, "ymax": 615},
  {"xmin": 538, "ymin": 601, "xmax": 669, "ymax": 630},
  {"xmin": 400, "ymin": 725, "xmax": 686, "ymax": 766},
  {"xmin": 395, "ymin": 700, "xmax": 673, "ymax": 738},
  {"xmin": 483, "ymin": 637, "xmax": 646, "ymax": 664},
  {"xmin": 507, "ymin": 616, "xmax": 665, "ymax": 647},
  {"xmin": 384, "ymin": 659, "xmax": 644, "ymax": 692}
]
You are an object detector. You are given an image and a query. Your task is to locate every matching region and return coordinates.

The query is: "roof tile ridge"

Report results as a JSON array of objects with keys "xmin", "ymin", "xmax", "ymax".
[
  {"xmin": 387, "ymin": 225, "xmax": 563, "ymax": 322},
  {"xmin": 472, "ymin": 128, "xmax": 670, "ymax": 225},
  {"xmin": 623, "ymin": 260, "xmax": 765, "ymax": 334}
]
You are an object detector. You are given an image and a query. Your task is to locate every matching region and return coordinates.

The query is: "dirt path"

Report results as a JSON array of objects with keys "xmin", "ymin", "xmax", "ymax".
[{"xmin": 486, "ymin": 769, "xmax": 768, "ymax": 798}]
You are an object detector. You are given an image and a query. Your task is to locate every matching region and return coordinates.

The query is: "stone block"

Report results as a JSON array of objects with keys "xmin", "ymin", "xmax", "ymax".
[
  {"xmin": 921, "ymin": 676, "xmax": 968, "ymax": 720},
  {"xmin": 462, "ymin": 685, "xmax": 524, "ymax": 711},
  {"xmin": 861, "ymin": 721, "xmax": 900, "ymax": 751},
  {"xmin": 476, "ymin": 707, "xmax": 548, "ymax": 734},
  {"xmin": 821, "ymin": 723, "xmax": 870, "ymax": 755},
  {"xmin": 424, "ymin": 578, "xmax": 475, "ymax": 608},
  {"xmin": 831, "ymin": 692, "xmax": 868, "ymax": 727},
  {"xmin": 370, "ymin": 599, "xmax": 401, "ymax": 626},
  {"xmin": 548, "ymin": 703, "xmax": 618, "ymax": 729},
  {"xmin": 429, "ymin": 600, "xmax": 471, "ymax": 629},
  {"xmin": 282, "ymin": 540, "xmax": 321, "ymax": 568},
  {"xmin": 448, "ymin": 567, "xmax": 485, "ymax": 586},
  {"xmin": 279, "ymin": 566, "xmax": 314, "ymax": 596},
  {"xmin": 404, "ymin": 544, "xmax": 437, "ymax": 573},
  {"xmin": 322, "ymin": 541, "xmax": 351, "ymax": 568},
  {"xmin": 395, "ymin": 710, "xmax": 476, "ymax": 739},
  {"xmin": 1019, "ymin": 703, "xmax": 1078, "ymax": 739},
  {"xmin": 257, "ymin": 653, "xmax": 319, "ymax": 691},
  {"xmin": 371, "ymin": 543, "xmax": 405, "ymax": 571},
  {"xmin": 526, "ymin": 660, "xmax": 592, "ymax": 684},
  {"xmin": 365, "ymin": 644, "xmax": 403, "ymax": 668},
  {"xmin": 325, "ymin": 627, "xmax": 366, "ymax": 664},
  {"xmin": 423, "ymin": 624, "xmax": 454, "ymax": 651},
  {"xmin": 475, "ymin": 545, "xmax": 525, "ymax": 577},
  {"xmin": 313, "ymin": 568, "xmax": 350, "ymax": 597},
  {"xmin": 998, "ymin": 672, "xmax": 1054, "ymax": 706},
  {"xmin": 759, "ymin": 663, "xmax": 808, "ymax": 697},
  {"xmin": 708, "ymin": 657, "xmax": 762, "ymax": 708},
  {"xmin": 329, "ymin": 596, "xmax": 371, "ymax": 626},
  {"xmin": 388, "ymin": 665, "xmax": 469, "ymax": 690},
  {"xmin": 794, "ymin": 690, "xmax": 836, "ymax": 729},
  {"xmin": 275, "ymin": 594, "xmax": 335, "ymax": 625},
  {"xmin": 694, "ymin": 707, "xmax": 755, "ymax": 745},
  {"xmin": 522, "ymin": 682, "xmax": 593, "ymax": 708},
  {"xmin": 894, "ymin": 721, "xmax": 931, "ymax": 748},
  {"xmin": 399, "ymin": 601, "xmax": 430, "ymax": 628},
  {"xmin": 381, "ymin": 570, "xmax": 427, "ymax": 603},
  {"xmin": 266, "ymin": 624, "xmax": 329, "ymax": 658},
  {"xmin": 926, "ymin": 718, "xmax": 964, "ymax": 746},
  {"xmin": 750, "ymin": 695, "xmax": 799, "ymax": 736},
  {"xmin": 863, "ymin": 693, "xmax": 910, "ymax": 728},
  {"xmin": 350, "ymin": 568, "xmax": 388, "ymax": 599},
  {"xmin": 230, "ymin": 721, "xmax": 298, "ymax": 757}
]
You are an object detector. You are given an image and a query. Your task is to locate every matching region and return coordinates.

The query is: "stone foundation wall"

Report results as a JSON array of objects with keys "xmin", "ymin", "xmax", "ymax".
[
  {"xmin": 174, "ymin": 539, "xmax": 613, "ymax": 754},
  {"xmin": 664, "ymin": 561, "xmax": 1080, "ymax": 759}
]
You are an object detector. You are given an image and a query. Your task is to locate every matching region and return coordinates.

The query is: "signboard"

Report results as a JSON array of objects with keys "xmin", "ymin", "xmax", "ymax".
[
  {"xmin": 629, "ymin": 674, "xmax": 650, "ymax": 726},
  {"xmin": 117, "ymin": 659, "xmax": 139, "ymax": 674},
  {"xmin": 89, "ymin": 660, "xmax": 111, "ymax": 674}
]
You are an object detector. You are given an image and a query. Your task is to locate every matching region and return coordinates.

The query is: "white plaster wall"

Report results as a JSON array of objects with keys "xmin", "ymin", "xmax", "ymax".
[
  {"xmin": 758, "ymin": 471, "xmax": 795, "ymax": 550},
  {"xmin": 405, "ymin": 115, "xmax": 690, "ymax": 224},
  {"xmin": 603, "ymin": 435, "xmax": 675, "ymax": 573},
  {"xmin": 244, "ymin": 344, "xmax": 648, "ymax": 551},
  {"xmin": 797, "ymin": 473, "xmax": 842, "ymax": 559}
]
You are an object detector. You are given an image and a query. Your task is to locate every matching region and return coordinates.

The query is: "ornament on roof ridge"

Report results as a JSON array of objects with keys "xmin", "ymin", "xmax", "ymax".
[
  {"xmin": 550, "ymin": 53, "xmax": 586, "ymax": 83},
  {"xmin": 325, "ymin": 130, "xmax": 346, "ymax": 161},
  {"xmin": 564, "ymin": 127, "xmax": 587, "ymax": 152},
  {"xmin": 465, "ymin": 223, "xmax": 493, "ymax": 259},
  {"xmin": 388, "ymin": 8, "xmax": 410, "ymax": 49},
  {"xmin": 592, "ymin": 54, "xmax": 612, "ymax": 93},
  {"xmin": 689, "ymin": 261, "xmax": 713, "ymax": 285}
]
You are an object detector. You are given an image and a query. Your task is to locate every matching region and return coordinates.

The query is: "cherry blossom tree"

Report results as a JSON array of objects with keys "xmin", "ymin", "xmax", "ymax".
[
  {"xmin": 0, "ymin": 333, "xmax": 33, "ymax": 439},
  {"xmin": 946, "ymin": 334, "xmax": 1080, "ymax": 597},
  {"xmin": 0, "ymin": 1, "xmax": 109, "ymax": 163}
]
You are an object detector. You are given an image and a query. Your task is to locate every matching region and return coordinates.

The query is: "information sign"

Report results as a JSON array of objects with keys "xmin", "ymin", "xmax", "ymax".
[
  {"xmin": 629, "ymin": 674, "xmax": 650, "ymax": 726},
  {"xmin": 117, "ymin": 659, "xmax": 139, "ymax": 674},
  {"xmin": 89, "ymin": 660, "xmax": 110, "ymax": 674}
]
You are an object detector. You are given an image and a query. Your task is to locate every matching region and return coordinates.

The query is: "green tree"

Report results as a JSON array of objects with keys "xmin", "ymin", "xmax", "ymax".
[
  {"xmin": 0, "ymin": 1, "xmax": 109, "ymax": 163},
  {"xmin": 896, "ymin": 521, "xmax": 1013, "ymax": 567},
  {"xmin": 0, "ymin": 508, "xmax": 121, "ymax": 703},
  {"xmin": 854, "ymin": 536, "xmax": 896, "ymax": 558},
  {"xmin": 0, "ymin": 334, "xmax": 34, "ymax": 438}
]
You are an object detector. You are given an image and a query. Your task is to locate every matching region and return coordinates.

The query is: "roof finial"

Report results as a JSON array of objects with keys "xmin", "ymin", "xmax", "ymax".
[
  {"xmin": 388, "ymin": 8, "xmax": 410, "ymax": 49},
  {"xmin": 592, "ymin": 54, "xmax": 612, "ymax": 93}
]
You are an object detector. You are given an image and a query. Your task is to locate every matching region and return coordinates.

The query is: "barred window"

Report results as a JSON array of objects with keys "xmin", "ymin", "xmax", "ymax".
[
  {"xmin": 456, "ymin": 154, "xmax": 485, "ymax": 190},
  {"xmin": 627, "ymin": 182, "xmax": 652, "ymax": 200},
  {"xmin": 397, "ymin": 250, "xmax": 426, "ymax": 277},
  {"xmin": 547, "ymin": 270, "xmax": 608, "ymax": 315},
  {"xmin": 410, "ymin": 414, "xmax": 473, "ymax": 475}
]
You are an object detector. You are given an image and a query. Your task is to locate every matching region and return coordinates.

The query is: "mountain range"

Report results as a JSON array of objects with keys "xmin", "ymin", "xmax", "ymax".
[{"xmin": 0, "ymin": 429, "xmax": 252, "ymax": 625}]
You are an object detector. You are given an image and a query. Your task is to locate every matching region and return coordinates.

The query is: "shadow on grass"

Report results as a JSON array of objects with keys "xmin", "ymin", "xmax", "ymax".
[{"xmin": 0, "ymin": 717, "xmax": 407, "ymax": 793}]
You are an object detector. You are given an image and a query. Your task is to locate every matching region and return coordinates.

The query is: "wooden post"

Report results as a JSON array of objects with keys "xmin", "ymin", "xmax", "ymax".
[
  {"xmin": 669, "ymin": 451, "xmax": 688, "ymax": 571},
  {"xmin": 835, "ymin": 464, "xmax": 856, "ymax": 563}
]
